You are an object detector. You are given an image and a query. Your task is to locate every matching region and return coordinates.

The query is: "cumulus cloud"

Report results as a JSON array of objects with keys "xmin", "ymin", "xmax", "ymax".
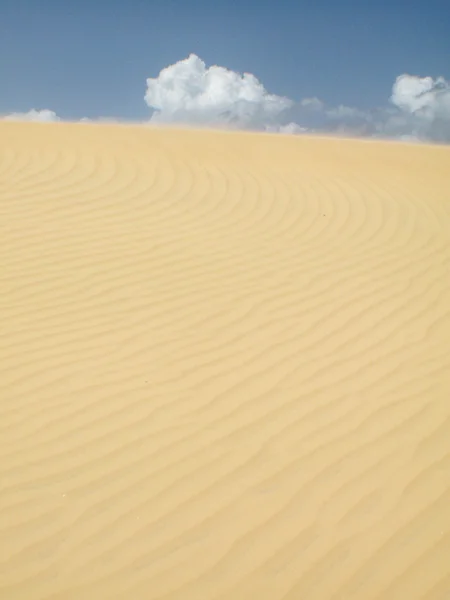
[
  {"xmin": 2, "ymin": 57, "xmax": 449, "ymax": 143},
  {"xmin": 286, "ymin": 74, "xmax": 450, "ymax": 142},
  {"xmin": 390, "ymin": 74, "xmax": 450, "ymax": 114},
  {"xmin": 144, "ymin": 54, "xmax": 293, "ymax": 128},
  {"xmin": 387, "ymin": 74, "xmax": 450, "ymax": 141},
  {"xmin": 2, "ymin": 109, "xmax": 60, "ymax": 122},
  {"xmin": 142, "ymin": 55, "xmax": 450, "ymax": 142}
]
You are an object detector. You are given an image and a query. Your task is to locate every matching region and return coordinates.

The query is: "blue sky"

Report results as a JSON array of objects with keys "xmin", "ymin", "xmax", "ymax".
[{"xmin": 1, "ymin": 0, "xmax": 449, "ymax": 121}]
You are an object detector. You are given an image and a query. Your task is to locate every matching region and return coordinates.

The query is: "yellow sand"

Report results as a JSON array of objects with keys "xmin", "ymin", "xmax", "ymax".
[{"xmin": 1, "ymin": 121, "xmax": 450, "ymax": 600}]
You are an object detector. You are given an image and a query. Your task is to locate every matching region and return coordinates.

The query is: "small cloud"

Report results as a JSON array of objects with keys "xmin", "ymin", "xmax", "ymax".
[
  {"xmin": 266, "ymin": 122, "xmax": 308, "ymax": 135},
  {"xmin": 326, "ymin": 105, "xmax": 369, "ymax": 120},
  {"xmin": 300, "ymin": 97, "xmax": 325, "ymax": 111},
  {"xmin": 2, "ymin": 109, "xmax": 60, "ymax": 122},
  {"xmin": 79, "ymin": 116, "xmax": 124, "ymax": 124}
]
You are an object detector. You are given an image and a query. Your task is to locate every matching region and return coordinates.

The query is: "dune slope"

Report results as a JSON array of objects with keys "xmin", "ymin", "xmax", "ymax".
[{"xmin": 1, "ymin": 122, "xmax": 450, "ymax": 600}]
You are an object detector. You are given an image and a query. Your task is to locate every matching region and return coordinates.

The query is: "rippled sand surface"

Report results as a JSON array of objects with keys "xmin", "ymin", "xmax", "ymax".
[{"xmin": 1, "ymin": 122, "xmax": 450, "ymax": 600}]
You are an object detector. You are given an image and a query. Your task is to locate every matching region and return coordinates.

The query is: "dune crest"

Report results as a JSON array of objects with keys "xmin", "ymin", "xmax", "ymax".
[{"xmin": 1, "ymin": 122, "xmax": 450, "ymax": 600}]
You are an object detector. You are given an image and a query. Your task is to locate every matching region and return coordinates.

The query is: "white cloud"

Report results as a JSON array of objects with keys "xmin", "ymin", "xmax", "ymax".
[
  {"xmin": 390, "ymin": 74, "xmax": 449, "ymax": 115},
  {"xmin": 144, "ymin": 54, "xmax": 293, "ymax": 128},
  {"xmin": 266, "ymin": 122, "xmax": 308, "ymax": 135},
  {"xmin": 386, "ymin": 74, "xmax": 450, "ymax": 141},
  {"xmin": 291, "ymin": 74, "xmax": 450, "ymax": 143},
  {"xmin": 2, "ymin": 59, "xmax": 449, "ymax": 144},
  {"xmin": 326, "ymin": 105, "xmax": 369, "ymax": 120},
  {"xmin": 2, "ymin": 109, "xmax": 60, "ymax": 122},
  {"xmin": 79, "ymin": 116, "xmax": 124, "ymax": 124},
  {"xmin": 300, "ymin": 97, "xmax": 325, "ymax": 111},
  {"xmin": 278, "ymin": 122, "xmax": 308, "ymax": 135}
]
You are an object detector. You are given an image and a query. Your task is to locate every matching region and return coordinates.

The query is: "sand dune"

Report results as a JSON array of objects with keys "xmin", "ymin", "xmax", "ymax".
[{"xmin": 1, "ymin": 121, "xmax": 450, "ymax": 600}]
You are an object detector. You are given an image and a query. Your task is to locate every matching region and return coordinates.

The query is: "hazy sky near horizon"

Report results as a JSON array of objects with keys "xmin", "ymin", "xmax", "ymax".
[{"xmin": 1, "ymin": 0, "xmax": 449, "ymax": 120}]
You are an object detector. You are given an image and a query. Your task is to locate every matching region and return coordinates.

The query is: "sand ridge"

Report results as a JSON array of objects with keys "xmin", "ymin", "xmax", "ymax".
[{"xmin": 1, "ymin": 121, "xmax": 450, "ymax": 599}]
